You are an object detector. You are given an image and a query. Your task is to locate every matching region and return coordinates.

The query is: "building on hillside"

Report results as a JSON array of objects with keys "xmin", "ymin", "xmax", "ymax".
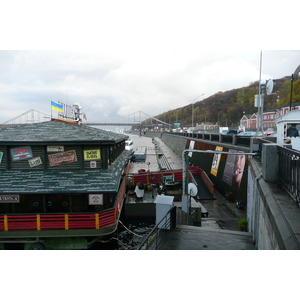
[
  {"xmin": 240, "ymin": 102, "xmax": 300, "ymax": 131},
  {"xmin": 240, "ymin": 114, "xmax": 256, "ymax": 130},
  {"xmin": 275, "ymin": 102, "xmax": 300, "ymax": 119},
  {"xmin": 0, "ymin": 120, "xmax": 130, "ymax": 249},
  {"xmin": 262, "ymin": 109, "xmax": 277, "ymax": 130}
]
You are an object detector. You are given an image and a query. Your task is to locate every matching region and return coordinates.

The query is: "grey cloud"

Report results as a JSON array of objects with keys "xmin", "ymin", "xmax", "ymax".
[{"xmin": 0, "ymin": 50, "xmax": 299, "ymax": 124}]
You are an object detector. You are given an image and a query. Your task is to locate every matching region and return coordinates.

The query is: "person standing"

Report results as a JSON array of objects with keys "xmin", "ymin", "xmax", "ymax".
[{"xmin": 287, "ymin": 124, "xmax": 299, "ymax": 137}]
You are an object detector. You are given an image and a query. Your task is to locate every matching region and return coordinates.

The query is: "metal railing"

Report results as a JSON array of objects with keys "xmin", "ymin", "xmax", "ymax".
[
  {"xmin": 137, "ymin": 206, "xmax": 176, "ymax": 250},
  {"xmin": 278, "ymin": 146, "xmax": 300, "ymax": 204},
  {"xmin": 168, "ymin": 131, "xmax": 253, "ymax": 147},
  {"xmin": 0, "ymin": 167, "xmax": 131, "ymax": 233},
  {"xmin": 0, "ymin": 209, "xmax": 116, "ymax": 232}
]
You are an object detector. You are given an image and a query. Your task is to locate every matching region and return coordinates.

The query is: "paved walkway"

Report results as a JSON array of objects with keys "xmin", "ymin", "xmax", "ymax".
[
  {"xmin": 129, "ymin": 134, "xmax": 182, "ymax": 173},
  {"xmin": 159, "ymin": 225, "xmax": 255, "ymax": 250}
]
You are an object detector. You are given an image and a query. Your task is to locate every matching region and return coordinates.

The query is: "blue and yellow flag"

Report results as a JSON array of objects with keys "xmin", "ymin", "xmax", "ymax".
[{"xmin": 51, "ymin": 101, "xmax": 63, "ymax": 112}]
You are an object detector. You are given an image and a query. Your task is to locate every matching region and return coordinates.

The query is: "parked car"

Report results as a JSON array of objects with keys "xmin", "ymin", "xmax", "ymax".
[
  {"xmin": 226, "ymin": 130, "xmax": 238, "ymax": 135},
  {"xmin": 264, "ymin": 130, "xmax": 276, "ymax": 136},
  {"xmin": 267, "ymin": 132, "xmax": 277, "ymax": 137},
  {"xmin": 197, "ymin": 131, "xmax": 210, "ymax": 134},
  {"xmin": 253, "ymin": 132, "xmax": 264, "ymax": 137},
  {"xmin": 243, "ymin": 131, "xmax": 256, "ymax": 136},
  {"xmin": 237, "ymin": 131, "xmax": 246, "ymax": 136}
]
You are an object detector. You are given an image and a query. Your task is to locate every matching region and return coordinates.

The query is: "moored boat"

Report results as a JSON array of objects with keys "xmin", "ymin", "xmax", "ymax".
[{"xmin": 0, "ymin": 118, "xmax": 131, "ymax": 250}]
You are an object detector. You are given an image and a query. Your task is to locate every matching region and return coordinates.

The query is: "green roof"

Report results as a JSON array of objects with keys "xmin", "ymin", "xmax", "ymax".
[
  {"xmin": 0, "ymin": 149, "xmax": 129, "ymax": 194},
  {"xmin": 0, "ymin": 121, "xmax": 126, "ymax": 143}
]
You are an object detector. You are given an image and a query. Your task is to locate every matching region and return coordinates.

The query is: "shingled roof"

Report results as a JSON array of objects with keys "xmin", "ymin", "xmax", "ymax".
[
  {"xmin": 0, "ymin": 147, "xmax": 129, "ymax": 194},
  {"xmin": 0, "ymin": 120, "xmax": 126, "ymax": 143},
  {"xmin": 0, "ymin": 120, "xmax": 130, "ymax": 193}
]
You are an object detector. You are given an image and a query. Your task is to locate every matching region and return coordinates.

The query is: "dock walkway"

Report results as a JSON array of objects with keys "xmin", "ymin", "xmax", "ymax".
[
  {"xmin": 125, "ymin": 134, "xmax": 252, "ymax": 249},
  {"xmin": 126, "ymin": 134, "xmax": 246, "ymax": 218}
]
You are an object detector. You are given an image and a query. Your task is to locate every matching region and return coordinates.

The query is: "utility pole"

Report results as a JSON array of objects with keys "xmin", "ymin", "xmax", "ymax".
[
  {"xmin": 191, "ymin": 93, "xmax": 204, "ymax": 130},
  {"xmin": 290, "ymin": 73, "xmax": 294, "ymax": 111}
]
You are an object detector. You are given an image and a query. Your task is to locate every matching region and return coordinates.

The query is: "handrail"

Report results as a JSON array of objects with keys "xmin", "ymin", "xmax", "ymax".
[
  {"xmin": 278, "ymin": 146, "xmax": 300, "ymax": 203},
  {"xmin": 0, "ymin": 209, "xmax": 116, "ymax": 231},
  {"xmin": 128, "ymin": 169, "xmax": 184, "ymax": 186},
  {"xmin": 137, "ymin": 206, "xmax": 176, "ymax": 250},
  {"xmin": 199, "ymin": 168, "xmax": 215, "ymax": 195},
  {"xmin": 0, "ymin": 164, "xmax": 131, "ymax": 233}
]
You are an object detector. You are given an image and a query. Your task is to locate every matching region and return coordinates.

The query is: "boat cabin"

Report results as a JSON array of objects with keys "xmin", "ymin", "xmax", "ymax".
[
  {"xmin": 0, "ymin": 120, "xmax": 130, "ymax": 249},
  {"xmin": 276, "ymin": 109, "xmax": 300, "ymax": 149}
]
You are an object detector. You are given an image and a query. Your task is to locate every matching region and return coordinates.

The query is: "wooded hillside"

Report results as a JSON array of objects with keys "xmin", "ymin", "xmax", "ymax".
[{"xmin": 144, "ymin": 76, "xmax": 300, "ymax": 129}]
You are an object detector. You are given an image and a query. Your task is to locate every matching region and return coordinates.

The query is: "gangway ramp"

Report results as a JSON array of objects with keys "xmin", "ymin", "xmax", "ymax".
[
  {"xmin": 189, "ymin": 167, "xmax": 215, "ymax": 200},
  {"xmin": 194, "ymin": 176, "xmax": 215, "ymax": 200}
]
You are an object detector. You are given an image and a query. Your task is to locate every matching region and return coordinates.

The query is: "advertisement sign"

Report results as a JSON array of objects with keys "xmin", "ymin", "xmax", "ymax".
[
  {"xmin": 222, "ymin": 149, "xmax": 246, "ymax": 190},
  {"xmin": 210, "ymin": 146, "xmax": 223, "ymax": 176},
  {"xmin": 163, "ymin": 175, "xmax": 174, "ymax": 183},
  {"xmin": 84, "ymin": 149, "xmax": 101, "ymax": 161},
  {"xmin": 48, "ymin": 150, "xmax": 77, "ymax": 166},
  {"xmin": 188, "ymin": 140, "xmax": 195, "ymax": 157},
  {"xmin": 238, "ymin": 125, "xmax": 245, "ymax": 132},
  {"xmin": 28, "ymin": 157, "xmax": 43, "ymax": 168},
  {"xmin": 89, "ymin": 194, "xmax": 103, "ymax": 205},
  {"xmin": 90, "ymin": 161, "xmax": 97, "ymax": 168},
  {"xmin": 47, "ymin": 146, "xmax": 64, "ymax": 152},
  {"xmin": 0, "ymin": 195, "xmax": 20, "ymax": 203},
  {"xmin": 11, "ymin": 146, "xmax": 33, "ymax": 161}
]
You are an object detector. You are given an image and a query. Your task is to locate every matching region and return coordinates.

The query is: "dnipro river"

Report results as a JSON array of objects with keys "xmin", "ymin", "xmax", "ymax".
[{"xmin": 91, "ymin": 219, "xmax": 155, "ymax": 250}]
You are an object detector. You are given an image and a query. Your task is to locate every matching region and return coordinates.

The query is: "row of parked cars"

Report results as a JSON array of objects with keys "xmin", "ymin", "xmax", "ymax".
[{"xmin": 225, "ymin": 130, "xmax": 276, "ymax": 137}]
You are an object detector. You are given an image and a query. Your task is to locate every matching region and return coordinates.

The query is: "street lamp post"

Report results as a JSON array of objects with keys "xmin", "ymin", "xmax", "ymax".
[{"xmin": 192, "ymin": 93, "xmax": 204, "ymax": 130}]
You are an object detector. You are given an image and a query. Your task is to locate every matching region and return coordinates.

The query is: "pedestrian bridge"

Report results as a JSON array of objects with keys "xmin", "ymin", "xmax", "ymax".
[{"xmin": 1, "ymin": 109, "xmax": 172, "ymax": 128}]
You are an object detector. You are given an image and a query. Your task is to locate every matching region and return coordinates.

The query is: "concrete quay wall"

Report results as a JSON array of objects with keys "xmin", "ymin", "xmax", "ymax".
[
  {"xmin": 156, "ymin": 132, "xmax": 300, "ymax": 250},
  {"xmin": 249, "ymin": 145, "xmax": 300, "ymax": 250}
]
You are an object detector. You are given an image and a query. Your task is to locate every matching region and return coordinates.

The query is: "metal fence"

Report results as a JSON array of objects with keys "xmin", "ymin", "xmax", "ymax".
[
  {"xmin": 168, "ymin": 131, "xmax": 253, "ymax": 147},
  {"xmin": 278, "ymin": 146, "xmax": 300, "ymax": 204},
  {"xmin": 137, "ymin": 206, "xmax": 176, "ymax": 250}
]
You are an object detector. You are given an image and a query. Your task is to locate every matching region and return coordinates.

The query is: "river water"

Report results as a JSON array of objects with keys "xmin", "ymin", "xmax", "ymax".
[{"xmin": 91, "ymin": 219, "xmax": 155, "ymax": 250}]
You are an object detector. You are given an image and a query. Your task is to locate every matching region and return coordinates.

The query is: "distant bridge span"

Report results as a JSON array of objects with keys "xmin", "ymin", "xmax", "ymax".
[
  {"xmin": 83, "ymin": 111, "xmax": 172, "ymax": 127},
  {"xmin": 1, "ymin": 109, "xmax": 172, "ymax": 127},
  {"xmin": 83, "ymin": 122, "xmax": 152, "ymax": 127}
]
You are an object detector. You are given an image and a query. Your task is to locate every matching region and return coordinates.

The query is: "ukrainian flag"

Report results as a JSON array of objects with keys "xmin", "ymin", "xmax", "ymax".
[{"xmin": 51, "ymin": 101, "xmax": 63, "ymax": 112}]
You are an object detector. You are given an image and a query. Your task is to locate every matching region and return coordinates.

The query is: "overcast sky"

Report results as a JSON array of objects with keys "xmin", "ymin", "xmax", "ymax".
[{"xmin": 0, "ymin": 1, "xmax": 299, "ymax": 124}]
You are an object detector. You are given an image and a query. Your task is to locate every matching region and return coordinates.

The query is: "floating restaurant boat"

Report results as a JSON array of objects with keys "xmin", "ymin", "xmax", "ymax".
[
  {"xmin": 123, "ymin": 167, "xmax": 214, "ymax": 220},
  {"xmin": 0, "ymin": 118, "xmax": 131, "ymax": 249}
]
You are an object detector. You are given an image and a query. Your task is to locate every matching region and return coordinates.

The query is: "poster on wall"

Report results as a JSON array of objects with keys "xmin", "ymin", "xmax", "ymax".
[
  {"xmin": 11, "ymin": 146, "xmax": 33, "ymax": 161},
  {"xmin": 0, "ymin": 195, "xmax": 20, "ymax": 203},
  {"xmin": 210, "ymin": 146, "xmax": 223, "ymax": 176},
  {"xmin": 222, "ymin": 149, "xmax": 246, "ymax": 190},
  {"xmin": 90, "ymin": 161, "xmax": 97, "ymax": 168},
  {"xmin": 84, "ymin": 149, "xmax": 101, "ymax": 160},
  {"xmin": 47, "ymin": 146, "xmax": 64, "ymax": 152},
  {"xmin": 48, "ymin": 150, "xmax": 77, "ymax": 166},
  {"xmin": 188, "ymin": 140, "xmax": 195, "ymax": 157},
  {"xmin": 28, "ymin": 157, "xmax": 43, "ymax": 168},
  {"xmin": 89, "ymin": 194, "xmax": 103, "ymax": 205}
]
